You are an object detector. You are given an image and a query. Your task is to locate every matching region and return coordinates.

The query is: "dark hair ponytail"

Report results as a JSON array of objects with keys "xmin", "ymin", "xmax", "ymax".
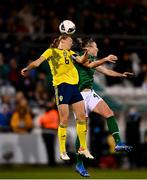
[
  {"xmin": 81, "ymin": 38, "xmax": 95, "ymax": 48},
  {"xmin": 50, "ymin": 38, "xmax": 59, "ymax": 48},
  {"xmin": 73, "ymin": 37, "xmax": 95, "ymax": 52}
]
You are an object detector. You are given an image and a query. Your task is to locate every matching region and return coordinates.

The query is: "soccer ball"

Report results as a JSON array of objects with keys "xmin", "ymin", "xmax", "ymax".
[{"xmin": 59, "ymin": 20, "xmax": 76, "ymax": 35}]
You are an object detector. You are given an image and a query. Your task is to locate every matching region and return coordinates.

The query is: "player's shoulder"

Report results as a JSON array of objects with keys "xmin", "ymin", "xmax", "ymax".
[
  {"xmin": 70, "ymin": 49, "xmax": 76, "ymax": 55},
  {"xmin": 46, "ymin": 48, "xmax": 63, "ymax": 55},
  {"xmin": 52, "ymin": 48, "xmax": 64, "ymax": 54},
  {"xmin": 43, "ymin": 48, "xmax": 52, "ymax": 53}
]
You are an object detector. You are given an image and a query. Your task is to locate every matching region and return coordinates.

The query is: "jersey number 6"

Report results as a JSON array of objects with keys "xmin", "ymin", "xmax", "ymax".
[{"xmin": 64, "ymin": 57, "xmax": 69, "ymax": 64}]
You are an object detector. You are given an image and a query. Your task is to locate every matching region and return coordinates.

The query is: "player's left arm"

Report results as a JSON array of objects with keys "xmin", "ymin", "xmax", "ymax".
[{"xmin": 95, "ymin": 65, "xmax": 134, "ymax": 77}]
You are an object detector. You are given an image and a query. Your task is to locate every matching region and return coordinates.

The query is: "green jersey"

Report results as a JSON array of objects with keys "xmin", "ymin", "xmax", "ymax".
[{"xmin": 74, "ymin": 55, "xmax": 96, "ymax": 91}]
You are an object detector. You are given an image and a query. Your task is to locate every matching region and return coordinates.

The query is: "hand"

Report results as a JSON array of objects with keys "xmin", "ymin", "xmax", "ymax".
[
  {"xmin": 83, "ymin": 50, "xmax": 88, "ymax": 57},
  {"xmin": 105, "ymin": 54, "xmax": 118, "ymax": 63},
  {"xmin": 21, "ymin": 67, "xmax": 29, "ymax": 77},
  {"xmin": 81, "ymin": 50, "xmax": 89, "ymax": 63},
  {"xmin": 122, "ymin": 72, "xmax": 134, "ymax": 77}
]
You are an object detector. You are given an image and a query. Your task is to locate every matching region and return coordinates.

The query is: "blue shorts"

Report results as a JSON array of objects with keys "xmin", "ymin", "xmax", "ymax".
[{"xmin": 54, "ymin": 83, "xmax": 83, "ymax": 105}]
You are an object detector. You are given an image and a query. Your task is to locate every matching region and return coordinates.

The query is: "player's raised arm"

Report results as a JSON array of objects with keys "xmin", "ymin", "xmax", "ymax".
[
  {"xmin": 95, "ymin": 65, "xmax": 134, "ymax": 77},
  {"xmin": 74, "ymin": 50, "xmax": 89, "ymax": 64},
  {"xmin": 21, "ymin": 56, "xmax": 46, "ymax": 77},
  {"xmin": 83, "ymin": 54, "xmax": 118, "ymax": 68},
  {"xmin": 86, "ymin": 55, "xmax": 118, "ymax": 68}
]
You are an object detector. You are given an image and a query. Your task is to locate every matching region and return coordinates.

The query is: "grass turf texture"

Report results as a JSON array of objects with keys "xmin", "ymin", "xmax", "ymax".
[{"xmin": 0, "ymin": 165, "xmax": 147, "ymax": 179}]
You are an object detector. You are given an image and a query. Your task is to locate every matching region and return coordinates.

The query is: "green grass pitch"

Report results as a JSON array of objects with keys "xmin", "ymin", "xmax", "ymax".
[{"xmin": 0, "ymin": 165, "xmax": 147, "ymax": 179}]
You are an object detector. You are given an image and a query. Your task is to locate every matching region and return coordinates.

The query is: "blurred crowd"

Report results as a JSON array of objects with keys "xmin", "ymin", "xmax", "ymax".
[
  {"xmin": 0, "ymin": 0, "xmax": 147, "ymax": 167},
  {"xmin": 0, "ymin": 0, "xmax": 147, "ymax": 35},
  {"xmin": 0, "ymin": 0, "xmax": 147, "ymax": 131}
]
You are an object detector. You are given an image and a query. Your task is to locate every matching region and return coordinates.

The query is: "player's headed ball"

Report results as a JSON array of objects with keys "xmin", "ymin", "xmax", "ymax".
[{"xmin": 59, "ymin": 20, "xmax": 76, "ymax": 35}]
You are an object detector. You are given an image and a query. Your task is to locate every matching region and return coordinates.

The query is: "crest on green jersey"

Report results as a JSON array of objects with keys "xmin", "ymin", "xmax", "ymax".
[{"xmin": 89, "ymin": 55, "xmax": 96, "ymax": 61}]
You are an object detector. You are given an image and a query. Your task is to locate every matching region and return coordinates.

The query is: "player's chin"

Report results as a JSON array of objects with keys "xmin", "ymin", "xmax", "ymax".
[{"xmin": 67, "ymin": 47, "xmax": 71, "ymax": 50}]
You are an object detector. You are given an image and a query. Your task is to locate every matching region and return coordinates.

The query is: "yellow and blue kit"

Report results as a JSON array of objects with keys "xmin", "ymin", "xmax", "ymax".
[{"xmin": 41, "ymin": 48, "xmax": 83, "ymax": 105}]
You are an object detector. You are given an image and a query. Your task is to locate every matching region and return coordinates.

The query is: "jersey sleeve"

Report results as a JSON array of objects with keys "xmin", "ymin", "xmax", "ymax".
[
  {"xmin": 70, "ymin": 50, "xmax": 78, "ymax": 60},
  {"xmin": 41, "ymin": 49, "xmax": 52, "ymax": 60}
]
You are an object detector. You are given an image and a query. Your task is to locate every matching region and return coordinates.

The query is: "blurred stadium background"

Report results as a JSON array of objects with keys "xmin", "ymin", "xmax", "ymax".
[{"xmin": 0, "ymin": 0, "xmax": 147, "ymax": 178}]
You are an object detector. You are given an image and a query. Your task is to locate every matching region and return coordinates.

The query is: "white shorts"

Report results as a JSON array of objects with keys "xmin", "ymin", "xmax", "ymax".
[{"xmin": 81, "ymin": 89, "xmax": 102, "ymax": 117}]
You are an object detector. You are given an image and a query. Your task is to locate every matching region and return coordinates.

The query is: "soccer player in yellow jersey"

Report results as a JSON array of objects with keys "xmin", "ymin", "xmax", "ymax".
[{"xmin": 21, "ymin": 34, "xmax": 94, "ymax": 161}]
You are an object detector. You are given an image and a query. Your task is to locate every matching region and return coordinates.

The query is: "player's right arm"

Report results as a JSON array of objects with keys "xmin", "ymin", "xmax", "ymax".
[
  {"xmin": 83, "ymin": 54, "xmax": 118, "ymax": 68},
  {"xmin": 21, "ymin": 49, "xmax": 52, "ymax": 77},
  {"xmin": 21, "ymin": 56, "xmax": 46, "ymax": 76}
]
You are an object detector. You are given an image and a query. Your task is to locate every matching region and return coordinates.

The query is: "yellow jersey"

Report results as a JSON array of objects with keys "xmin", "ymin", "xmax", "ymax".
[{"xmin": 41, "ymin": 48, "xmax": 79, "ymax": 86}]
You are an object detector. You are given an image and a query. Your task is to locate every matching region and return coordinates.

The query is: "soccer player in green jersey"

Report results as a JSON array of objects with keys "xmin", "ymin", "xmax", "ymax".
[{"xmin": 74, "ymin": 38, "xmax": 133, "ymax": 177}]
